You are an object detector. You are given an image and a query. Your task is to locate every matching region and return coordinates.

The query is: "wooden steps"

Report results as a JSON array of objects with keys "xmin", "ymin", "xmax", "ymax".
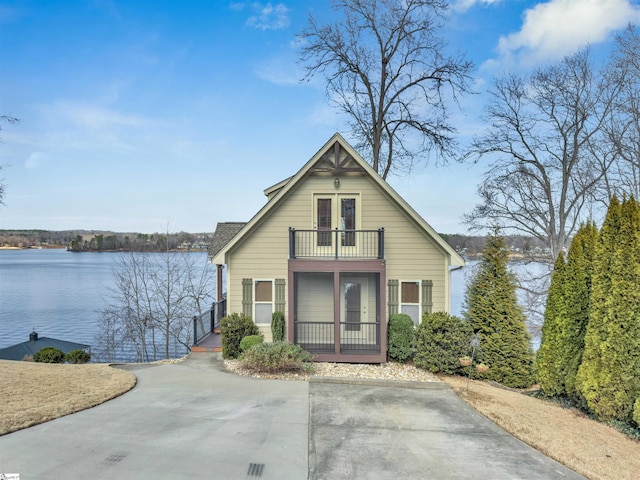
[
  {"xmin": 191, "ymin": 345, "xmax": 222, "ymax": 353},
  {"xmin": 192, "ymin": 331, "xmax": 222, "ymax": 352}
]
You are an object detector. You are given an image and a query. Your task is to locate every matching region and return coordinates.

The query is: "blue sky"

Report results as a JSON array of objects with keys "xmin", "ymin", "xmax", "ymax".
[{"xmin": 1, "ymin": 0, "xmax": 639, "ymax": 234}]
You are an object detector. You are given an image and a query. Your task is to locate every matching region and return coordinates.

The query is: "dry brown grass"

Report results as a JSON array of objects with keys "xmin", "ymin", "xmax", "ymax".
[
  {"xmin": 0, "ymin": 360, "xmax": 136, "ymax": 435},
  {"xmin": 442, "ymin": 375, "xmax": 640, "ymax": 480}
]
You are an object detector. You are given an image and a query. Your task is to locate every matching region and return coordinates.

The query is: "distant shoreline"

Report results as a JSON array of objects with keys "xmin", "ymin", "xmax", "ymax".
[{"xmin": 0, "ymin": 245, "xmax": 66, "ymax": 250}]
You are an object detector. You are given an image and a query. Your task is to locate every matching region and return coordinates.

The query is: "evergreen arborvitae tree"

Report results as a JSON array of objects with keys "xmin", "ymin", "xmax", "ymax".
[
  {"xmin": 464, "ymin": 234, "xmax": 535, "ymax": 387},
  {"xmin": 561, "ymin": 222, "xmax": 598, "ymax": 400},
  {"xmin": 536, "ymin": 253, "xmax": 567, "ymax": 396},
  {"xmin": 577, "ymin": 197, "xmax": 640, "ymax": 421}
]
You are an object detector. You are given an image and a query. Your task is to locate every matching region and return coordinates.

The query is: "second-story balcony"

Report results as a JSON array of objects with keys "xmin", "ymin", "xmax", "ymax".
[{"xmin": 289, "ymin": 228, "xmax": 384, "ymax": 260}]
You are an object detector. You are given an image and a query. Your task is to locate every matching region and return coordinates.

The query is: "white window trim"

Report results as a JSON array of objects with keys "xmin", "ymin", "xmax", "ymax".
[
  {"xmin": 399, "ymin": 280, "xmax": 421, "ymax": 325},
  {"xmin": 253, "ymin": 279, "xmax": 274, "ymax": 325}
]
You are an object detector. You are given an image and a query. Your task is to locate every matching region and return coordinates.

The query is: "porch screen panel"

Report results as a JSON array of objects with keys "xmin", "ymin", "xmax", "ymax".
[
  {"xmin": 317, "ymin": 198, "xmax": 332, "ymax": 246},
  {"xmin": 295, "ymin": 272, "xmax": 334, "ymax": 351},
  {"xmin": 242, "ymin": 278, "xmax": 252, "ymax": 317}
]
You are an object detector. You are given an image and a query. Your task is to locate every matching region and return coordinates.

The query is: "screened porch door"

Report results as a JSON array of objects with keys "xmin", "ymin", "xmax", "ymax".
[{"xmin": 340, "ymin": 276, "xmax": 374, "ymax": 350}]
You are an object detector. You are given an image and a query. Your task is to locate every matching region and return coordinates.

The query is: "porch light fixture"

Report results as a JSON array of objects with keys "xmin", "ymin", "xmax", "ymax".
[{"xmin": 334, "ymin": 177, "xmax": 340, "ymax": 188}]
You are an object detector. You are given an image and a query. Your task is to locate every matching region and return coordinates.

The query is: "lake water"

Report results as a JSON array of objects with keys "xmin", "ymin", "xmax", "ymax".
[
  {"xmin": 0, "ymin": 249, "xmax": 214, "ymax": 360},
  {"xmin": 0, "ymin": 249, "xmax": 473, "ymax": 360}
]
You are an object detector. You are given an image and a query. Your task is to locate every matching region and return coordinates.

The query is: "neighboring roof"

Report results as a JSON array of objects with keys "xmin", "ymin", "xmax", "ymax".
[
  {"xmin": 211, "ymin": 133, "xmax": 464, "ymax": 267},
  {"xmin": 0, "ymin": 336, "xmax": 90, "ymax": 361},
  {"xmin": 208, "ymin": 222, "xmax": 247, "ymax": 260}
]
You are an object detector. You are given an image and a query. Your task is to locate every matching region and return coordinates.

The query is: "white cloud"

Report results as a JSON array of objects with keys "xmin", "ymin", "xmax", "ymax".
[
  {"xmin": 496, "ymin": 0, "xmax": 640, "ymax": 66},
  {"xmin": 452, "ymin": 0, "xmax": 501, "ymax": 13},
  {"xmin": 246, "ymin": 2, "xmax": 290, "ymax": 30},
  {"xmin": 45, "ymin": 101, "xmax": 153, "ymax": 130}
]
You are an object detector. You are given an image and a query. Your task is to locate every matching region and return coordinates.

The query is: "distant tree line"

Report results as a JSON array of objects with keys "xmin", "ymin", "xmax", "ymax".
[
  {"xmin": 440, "ymin": 234, "xmax": 549, "ymax": 258},
  {"xmin": 0, "ymin": 230, "xmax": 212, "ymax": 252}
]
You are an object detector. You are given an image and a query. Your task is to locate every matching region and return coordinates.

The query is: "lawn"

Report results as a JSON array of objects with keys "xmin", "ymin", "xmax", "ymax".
[{"xmin": 0, "ymin": 360, "xmax": 135, "ymax": 435}]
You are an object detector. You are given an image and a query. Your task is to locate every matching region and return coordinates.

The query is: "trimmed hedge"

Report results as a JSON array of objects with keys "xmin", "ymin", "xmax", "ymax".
[
  {"xmin": 634, "ymin": 398, "xmax": 640, "ymax": 427},
  {"xmin": 240, "ymin": 335, "xmax": 264, "ymax": 352},
  {"xmin": 220, "ymin": 313, "xmax": 261, "ymax": 359},
  {"xmin": 65, "ymin": 349, "xmax": 91, "ymax": 364},
  {"xmin": 387, "ymin": 313, "xmax": 415, "ymax": 362},
  {"xmin": 240, "ymin": 341, "xmax": 314, "ymax": 373},
  {"xmin": 414, "ymin": 311, "xmax": 474, "ymax": 374},
  {"xmin": 271, "ymin": 311, "xmax": 285, "ymax": 342},
  {"xmin": 33, "ymin": 347, "xmax": 65, "ymax": 364}
]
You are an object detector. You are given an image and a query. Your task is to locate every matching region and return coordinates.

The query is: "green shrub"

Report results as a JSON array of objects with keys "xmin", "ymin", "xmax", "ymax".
[
  {"xmin": 387, "ymin": 313, "xmax": 415, "ymax": 362},
  {"xmin": 634, "ymin": 398, "xmax": 640, "ymax": 427},
  {"xmin": 240, "ymin": 335, "xmax": 264, "ymax": 352},
  {"xmin": 220, "ymin": 313, "xmax": 261, "ymax": 359},
  {"xmin": 240, "ymin": 341, "xmax": 314, "ymax": 373},
  {"xmin": 33, "ymin": 347, "xmax": 65, "ymax": 364},
  {"xmin": 414, "ymin": 311, "xmax": 474, "ymax": 374},
  {"xmin": 65, "ymin": 349, "xmax": 91, "ymax": 364},
  {"xmin": 271, "ymin": 311, "xmax": 285, "ymax": 342}
]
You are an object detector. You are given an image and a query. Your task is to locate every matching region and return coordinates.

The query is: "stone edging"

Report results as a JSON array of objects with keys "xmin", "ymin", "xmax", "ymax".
[{"xmin": 310, "ymin": 376, "xmax": 452, "ymax": 390}]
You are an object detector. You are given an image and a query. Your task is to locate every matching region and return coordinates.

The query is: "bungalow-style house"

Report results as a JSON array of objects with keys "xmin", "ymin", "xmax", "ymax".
[{"xmin": 208, "ymin": 133, "xmax": 463, "ymax": 363}]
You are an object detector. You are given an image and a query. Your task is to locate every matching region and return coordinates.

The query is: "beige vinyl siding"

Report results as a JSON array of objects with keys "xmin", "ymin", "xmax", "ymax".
[
  {"xmin": 333, "ymin": 174, "xmax": 450, "ymax": 313},
  {"xmin": 226, "ymin": 171, "xmax": 452, "ymax": 322}
]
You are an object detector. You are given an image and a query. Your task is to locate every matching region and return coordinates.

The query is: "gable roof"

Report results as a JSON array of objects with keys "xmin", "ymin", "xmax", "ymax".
[{"xmin": 210, "ymin": 133, "xmax": 464, "ymax": 266}]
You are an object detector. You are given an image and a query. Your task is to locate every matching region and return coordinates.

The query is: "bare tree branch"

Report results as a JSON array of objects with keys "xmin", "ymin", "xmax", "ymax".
[
  {"xmin": 298, "ymin": 0, "xmax": 474, "ymax": 179},
  {"xmin": 464, "ymin": 49, "xmax": 615, "ymax": 260}
]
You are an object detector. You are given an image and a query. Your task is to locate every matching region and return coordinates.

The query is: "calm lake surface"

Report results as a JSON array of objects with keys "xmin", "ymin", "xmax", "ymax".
[
  {"xmin": 0, "ymin": 249, "xmax": 213, "ymax": 357},
  {"xmin": 0, "ymin": 249, "xmax": 471, "ymax": 359}
]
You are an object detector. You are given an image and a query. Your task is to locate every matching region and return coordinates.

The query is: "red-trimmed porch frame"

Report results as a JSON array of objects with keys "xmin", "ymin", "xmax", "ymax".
[{"xmin": 287, "ymin": 258, "xmax": 387, "ymax": 363}]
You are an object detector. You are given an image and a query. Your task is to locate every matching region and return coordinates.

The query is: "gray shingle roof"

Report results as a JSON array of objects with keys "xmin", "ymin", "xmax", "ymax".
[
  {"xmin": 208, "ymin": 222, "xmax": 246, "ymax": 261},
  {"xmin": 0, "ymin": 335, "xmax": 91, "ymax": 361}
]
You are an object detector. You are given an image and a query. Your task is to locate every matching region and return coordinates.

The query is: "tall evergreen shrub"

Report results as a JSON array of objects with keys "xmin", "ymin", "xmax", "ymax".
[
  {"xmin": 560, "ymin": 222, "xmax": 598, "ymax": 400},
  {"xmin": 536, "ymin": 253, "xmax": 567, "ymax": 396},
  {"xmin": 464, "ymin": 234, "xmax": 535, "ymax": 388},
  {"xmin": 220, "ymin": 313, "xmax": 260, "ymax": 359},
  {"xmin": 414, "ymin": 311, "xmax": 473, "ymax": 374},
  {"xmin": 537, "ymin": 222, "xmax": 598, "ymax": 399},
  {"xmin": 271, "ymin": 311, "xmax": 285, "ymax": 342},
  {"xmin": 577, "ymin": 197, "xmax": 640, "ymax": 421}
]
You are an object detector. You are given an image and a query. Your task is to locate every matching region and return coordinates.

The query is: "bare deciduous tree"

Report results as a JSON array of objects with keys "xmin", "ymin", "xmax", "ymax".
[
  {"xmin": 298, "ymin": 0, "xmax": 473, "ymax": 179},
  {"xmin": 603, "ymin": 25, "xmax": 640, "ymax": 199},
  {"xmin": 464, "ymin": 49, "xmax": 616, "ymax": 260},
  {"xmin": 0, "ymin": 115, "xmax": 19, "ymax": 205},
  {"xmin": 95, "ymin": 251, "xmax": 215, "ymax": 362}
]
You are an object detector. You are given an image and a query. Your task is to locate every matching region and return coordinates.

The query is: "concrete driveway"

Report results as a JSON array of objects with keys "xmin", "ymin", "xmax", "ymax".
[{"xmin": 0, "ymin": 353, "xmax": 584, "ymax": 480}]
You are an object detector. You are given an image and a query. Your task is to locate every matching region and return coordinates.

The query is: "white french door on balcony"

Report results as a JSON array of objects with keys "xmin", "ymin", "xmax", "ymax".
[{"xmin": 313, "ymin": 194, "xmax": 360, "ymax": 255}]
